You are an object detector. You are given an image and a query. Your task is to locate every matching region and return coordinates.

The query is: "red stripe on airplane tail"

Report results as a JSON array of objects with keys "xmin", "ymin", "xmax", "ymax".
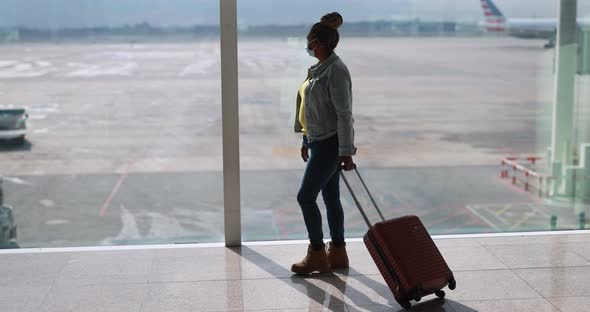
[
  {"xmin": 486, "ymin": 19, "xmax": 506, "ymax": 24},
  {"xmin": 486, "ymin": 26, "xmax": 506, "ymax": 32}
]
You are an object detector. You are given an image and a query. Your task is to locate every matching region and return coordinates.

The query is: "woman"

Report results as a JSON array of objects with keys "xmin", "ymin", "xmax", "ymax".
[{"xmin": 291, "ymin": 12, "xmax": 356, "ymax": 274}]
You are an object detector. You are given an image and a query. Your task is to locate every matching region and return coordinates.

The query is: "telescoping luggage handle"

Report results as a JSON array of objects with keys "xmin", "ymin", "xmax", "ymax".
[
  {"xmin": 340, "ymin": 166, "xmax": 386, "ymax": 229},
  {"xmin": 342, "ymin": 166, "xmax": 457, "ymax": 306},
  {"xmin": 340, "ymin": 166, "xmax": 406, "ymax": 295}
]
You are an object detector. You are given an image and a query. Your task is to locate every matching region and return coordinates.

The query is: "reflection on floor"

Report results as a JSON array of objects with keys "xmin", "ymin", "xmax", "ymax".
[{"xmin": 1, "ymin": 232, "xmax": 590, "ymax": 311}]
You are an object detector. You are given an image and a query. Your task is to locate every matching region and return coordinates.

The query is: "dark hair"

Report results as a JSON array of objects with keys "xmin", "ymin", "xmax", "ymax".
[{"xmin": 308, "ymin": 12, "xmax": 343, "ymax": 52}]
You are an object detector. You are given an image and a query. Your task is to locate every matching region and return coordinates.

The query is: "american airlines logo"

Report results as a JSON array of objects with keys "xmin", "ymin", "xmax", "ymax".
[{"xmin": 480, "ymin": 0, "xmax": 506, "ymax": 32}]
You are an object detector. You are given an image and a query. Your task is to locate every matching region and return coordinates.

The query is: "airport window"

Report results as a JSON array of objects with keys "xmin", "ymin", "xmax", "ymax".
[
  {"xmin": 0, "ymin": 0, "xmax": 588, "ymax": 248},
  {"xmin": 238, "ymin": 0, "xmax": 589, "ymax": 243},
  {"xmin": 0, "ymin": 0, "xmax": 223, "ymax": 248}
]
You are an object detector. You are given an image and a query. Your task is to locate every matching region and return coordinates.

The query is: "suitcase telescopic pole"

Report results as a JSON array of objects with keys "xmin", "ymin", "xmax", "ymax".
[{"xmin": 340, "ymin": 166, "xmax": 386, "ymax": 226}]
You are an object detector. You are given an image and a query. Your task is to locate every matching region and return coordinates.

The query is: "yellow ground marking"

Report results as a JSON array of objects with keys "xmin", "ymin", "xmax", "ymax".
[
  {"xmin": 510, "ymin": 209, "xmax": 536, "ymax": 230},
  {"xmin": 497, "ymin": 204, "xmax": 513, "ymax": 216}
]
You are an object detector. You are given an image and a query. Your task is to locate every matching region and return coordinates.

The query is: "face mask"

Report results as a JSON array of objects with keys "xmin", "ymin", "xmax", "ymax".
[{"xmin": 306, "ymin": 38, "xmax": 317, "ymax": 57}]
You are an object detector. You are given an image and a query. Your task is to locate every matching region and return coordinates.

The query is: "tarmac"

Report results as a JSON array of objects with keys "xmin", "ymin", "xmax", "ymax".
[{"xmin": 0, "ymin": 37, "xmax": 585, "ymax": 247}]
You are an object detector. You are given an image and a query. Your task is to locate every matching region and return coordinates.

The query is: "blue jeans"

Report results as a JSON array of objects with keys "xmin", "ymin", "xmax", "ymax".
[{"xmin": 297, "ymin": 135, "xmax": 344, "ymax": 248}]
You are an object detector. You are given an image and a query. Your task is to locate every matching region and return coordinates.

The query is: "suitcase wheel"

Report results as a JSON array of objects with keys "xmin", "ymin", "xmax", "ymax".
[
  {"xmin": 399, "ymin": 300, "xmax": 412, "ymax": 310},
  {"xmin": 413, "ymin": 293, "xmax": 422, "ymax": 302},
  {"xmin": 435, "ymin": 290, "xmax": 446, "ymax": 298},
  {"xmin": 448, "ymin": 279, "xmax": 457, "ymax": 290}
]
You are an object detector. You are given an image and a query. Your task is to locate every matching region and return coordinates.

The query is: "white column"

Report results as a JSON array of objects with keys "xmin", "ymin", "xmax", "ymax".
[
  {"xmin": 580, "ymin": 27, "xmax": 590, "ymax": 74},
  {"xmin": 220, "ymin": 0, "xmax": 241, "ymax": 246},
  {"xmin": 580, "ymin": 144, "xmax": 590, "ymax": 198},
  {"xmin": 551, "ymin": 0, "xmax": 578, "ymax": 194}
]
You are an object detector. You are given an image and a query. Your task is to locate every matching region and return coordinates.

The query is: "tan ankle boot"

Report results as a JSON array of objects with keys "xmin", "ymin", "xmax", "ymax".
[
  {"xmin": 327, "ymin": 242, "xmax": 349, "ymax": 270},
  {"xmin": 291, "ymin": 244, "xmax": 330, "ymax": 274}
]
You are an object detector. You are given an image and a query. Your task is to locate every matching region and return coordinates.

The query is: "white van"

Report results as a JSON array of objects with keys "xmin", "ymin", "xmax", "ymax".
[{"xmin": 0, "ymin": 109, "xmax": 28, "ymax": 145}]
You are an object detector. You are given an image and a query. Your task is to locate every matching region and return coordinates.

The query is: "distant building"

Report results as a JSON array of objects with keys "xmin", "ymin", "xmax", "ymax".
[{"xmin": 0, "ymin": 28, "xmax": 20, "ymax": 42}]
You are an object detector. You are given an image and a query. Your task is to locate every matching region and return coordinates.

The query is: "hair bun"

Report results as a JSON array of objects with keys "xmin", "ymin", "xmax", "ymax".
[{"xmin": 320, "ymin": 12, "xmax": 343, "ymax": 30}]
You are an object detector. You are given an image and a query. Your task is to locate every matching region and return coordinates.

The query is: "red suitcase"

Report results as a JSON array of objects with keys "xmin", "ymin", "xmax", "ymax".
[{"xmin": 341, "ymin": 168, "xmax": 456, "ymax": 310}]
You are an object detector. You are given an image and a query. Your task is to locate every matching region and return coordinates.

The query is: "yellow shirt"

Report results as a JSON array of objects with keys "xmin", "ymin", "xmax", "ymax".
[{"xmin": 298, "ymin": 78, "xmax": 311, "ymax": 135}]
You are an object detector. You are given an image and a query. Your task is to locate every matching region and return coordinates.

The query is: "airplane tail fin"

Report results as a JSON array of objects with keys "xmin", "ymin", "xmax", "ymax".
[{"xmin": 480, "ymin": 0, "xmax": 507, "ymax": 32}]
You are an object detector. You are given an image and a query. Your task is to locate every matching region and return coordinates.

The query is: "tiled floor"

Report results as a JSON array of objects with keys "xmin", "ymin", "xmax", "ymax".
[{"xmin": 2, "ymin": 233, "xmax": 590, "ymax": 311}]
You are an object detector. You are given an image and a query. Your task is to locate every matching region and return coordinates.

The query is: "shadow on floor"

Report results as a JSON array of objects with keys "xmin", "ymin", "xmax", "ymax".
[{"xmin": 232, "ymin": 247, "xmax": 478, "ymax": 311}]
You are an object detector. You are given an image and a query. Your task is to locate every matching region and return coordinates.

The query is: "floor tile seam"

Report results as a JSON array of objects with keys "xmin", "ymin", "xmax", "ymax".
[
  {"xmin": 243, "ymin": 268, "xmax": 524, "ymax": 278},
  {"xmin": 241, "ymin": 300, "xmax": 348, "ymax": 311},
  {"xmin": 452, "ymin": 297, "xmax": 560, "ymax": 303},
  {"xmin": 57, "ymin": 272, "xmax": 152, "ymax": 279},
  {"xmin": 567, "ymin": 246, "xmax": 590, "ymax": 263},
  {"xmin": 510, "ymin": 264, "xmax": 590, "ymax": 271},
  {"xmin": 0, "ymin": 281, "xmax": 55, "ymax": 288},
  {"xmin": 132, "ymin": 284, "xmax": 151, "ymax": 312},
  {"xmin": 501, "ymin": 264, "xmax": 590, "ymax": 270},
  {"xmin": 16, "ymin": 283, "xmax": 51, "ymax": 312},
  {"xmin": 477, "ymin": 242, "xmax": 577, "ymax": 247},
  {"xmin": 457, "ymin": 245, "xmax": 547, "ymax": 302},
  {"xmin": 451, "ymin": 297, "xmax": 563, "ymax": 311},
  {"xmin": 32, "ymin": 281, "xmax": 63, "ymax": 310},
  {"xmin": 453, "ymin": 293, "xmax": 546, "ymax": 302},
  {"xmin": 238, "ymin": 273, "xmax": 366, "ymax": 281},
  {"xmin": 238, "ymin": 273, "xmax": 367, "ymax": 280},
  {"xmin": 544, "ymin": 297, "xmax": 564, "ymax": 312},
  {"xmin": 476, "ymin": 240, "xmax": 590, "ymax": 247},
  {"xmin": 483, "ymin": 242, "xmax": 590, "ymax": 255},
  {"xmin": 53, "ymin": 280, "xmax": 151, "ymax": 287},
  {"xmin": 509, "ymin": 267, "xmax": 551, "ymax": 303},
  {"xmin": 344, "ymin": 301, "xmax": 352, "ymax": 312},
  {"xmin": 545, "ymin": 296, "xmax": 589, "ymax": 312},
  {"xmin": 545, "ymin": 295, "xmax": 590, "ymax": 299},
  {"xmin": 138, "ymin": 298, "xmax": 145, "ymax": 312},
  {"xmin": 227, "ymin": 309, "xmax": 282, "ymax": 312},
  {"xmin": 147, "ymin": 278, "xmax": 243, "ymax": 284},
  {"xmin": 344, "ymin": 302, "xmax": 459, "ymax": 312},
  {"xmin": 179, "ymin": 268, "xmax": 562, "ymax": 295},
  {"xmin": 479, "ymin": 241, "xmax": 518, "ymax": 270},
  {"xmin": 471, "ymin": 237, "xmax": 486, "ymax": 248},
  {"xmin": 33, "ymin": 254, "xmax": 73, "ymax": 311},
  {"xmin": 240, "ymin": 305, "xmax": 348, "ymax": 312},
  {"xmin": 146, "ymin": 276, "xmax": 346, "ymax": 285},
  {"xmin": 451, "ymin": 267, "xmax": 518, "ymax": 272},
  {"xmin": 145, "ymin": 248, "xmax": 157, "ymax": 276},
  {"xmin": 23, "ymin": 265, "xmax": 586, "ymax": 285},
  {"xmin": 147, "ymin": 277, "xmax": 259, "ymax": 283},
  {"xmin": 238, "ymin": 253, "xmax": 246, "ymax": 312},
  {"xmin": 178, "ymin": 308, "xmax": 242, "ymax": 312},
  {"xmin": 141, "ymin": 248, "xmax": 158, "ymax": 312},
  {"xmin": 201, "ymin": 306, "xmax": 244, "ymax": 312},
  {"xmin": 434, "ymin": 231, "xmax": 590, "ymax": 240}
]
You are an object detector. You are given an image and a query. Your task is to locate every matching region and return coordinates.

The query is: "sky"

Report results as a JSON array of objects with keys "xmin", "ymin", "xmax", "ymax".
[{"xmin": 0, "ymin": 0, "xmax": 585, "ymax": 29}]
